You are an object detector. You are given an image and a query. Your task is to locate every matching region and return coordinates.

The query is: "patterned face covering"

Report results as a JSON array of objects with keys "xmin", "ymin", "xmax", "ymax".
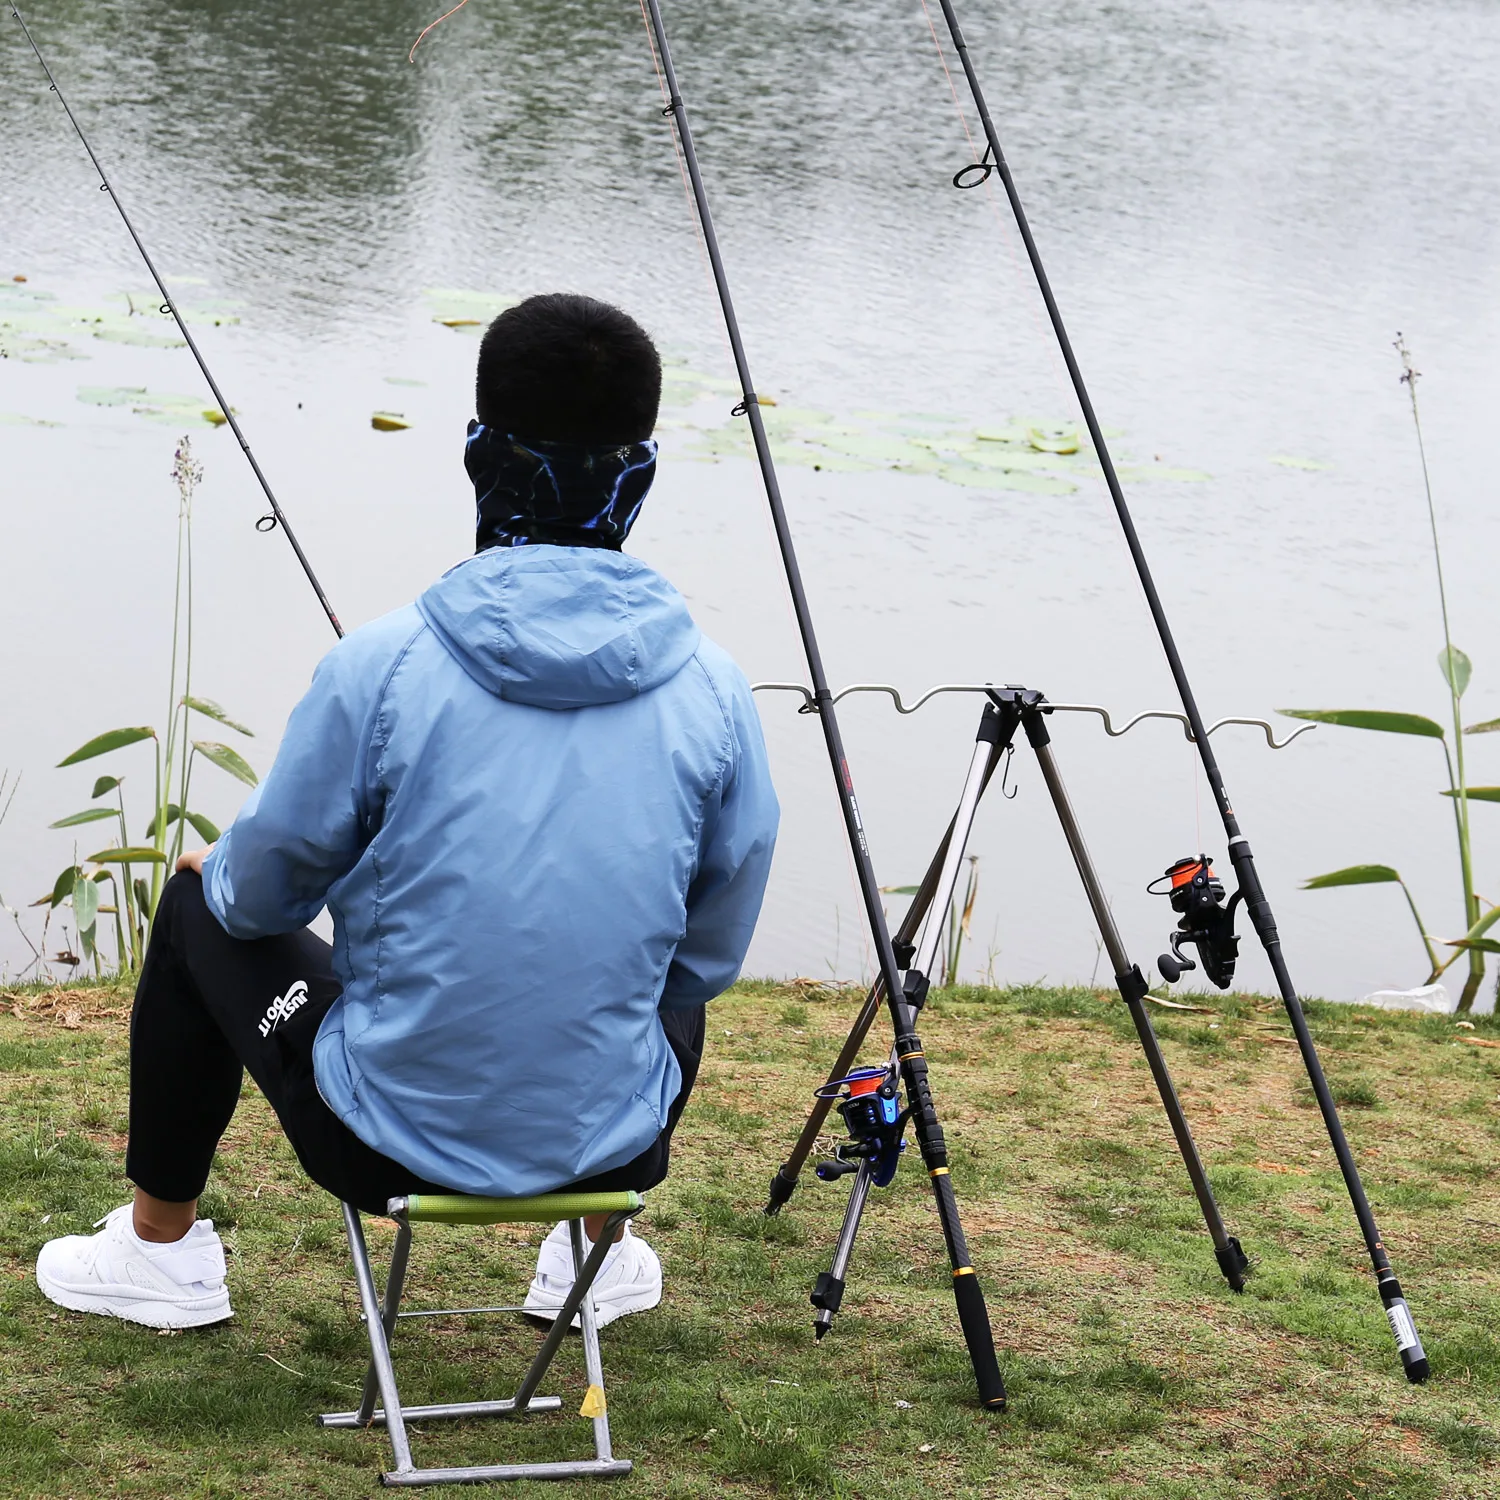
[{"xmin": 466, "ymin": 421, "xmax": 657, "ymax": 552}]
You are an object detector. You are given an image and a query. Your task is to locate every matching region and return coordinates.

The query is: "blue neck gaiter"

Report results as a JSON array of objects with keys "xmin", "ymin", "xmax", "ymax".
[{"xmin": 466, "ymin": 421, "xmax": 657, "ymax": 552}]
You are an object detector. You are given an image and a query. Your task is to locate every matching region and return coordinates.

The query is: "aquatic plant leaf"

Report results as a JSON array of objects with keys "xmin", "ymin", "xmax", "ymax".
[
  {"xmin": 48, "ymin": 808, "xmax": 117, "ymax": 830},
  {"xmin": 192, "ymin": 741, "xmax": 258, "ymax": 787},
  {"xmin": 1447, "ymin": 937, "xmax": 1500, "ymax": 954},
  {"xmin": 423, "ymin": 288, "xmax": 517, "ymax": 332},
  {"xmin": 144, "ymin": 805, "xmax": 182, "ymax": 841},
  {"xmin": 77, "ymin": 385, "xmax": 150, "ymax": 406},
  {"xmin": 185, "ymin": 811, "xmax": 221, "ymax": 843},
  {"xmin": 1028, "ymin": 425, "xmax": 1080, "ymax": 454},
  {"xmin": 85, "ymin": 847, "xmax": 168, "ymax": 865},
  {"xmin": 182, "ymin": 696, "xmax": 253, "ymax": 736},
  {"xmin": 1438, "ymin": 646, "xmax": 1472, "ymax": 698},
  {"xmin": 0, "ymin": 411, "xmax": 64, "ymax": 425},
  {"xmin": 955, "ymin": 445, "xmax": 1070, "ymax": 472},
  {"xmin": 1440, "ymin": 786, "xmax": 1500, "ymax": 802},
  {"xmin": 1455, "ymin": 906, "xmax": 1500, "ymax": 945},
  {"xmin": 58, "ymin": 726, "xmax": 156, "ymax": 765},
  {"xmin": 76, "ymin": 386, "xmax": 218, "ymax": 424},
  {"xmin": 1277, "ymin": 709, "xmax": 1444, "ymax": 739},
  {"xmin": 384, "ymin": 377, "xmax": 427, "ymax": 387},
  {"xmin": 937, "ymin": 464, "xmax": 1076, "ymax": 495},
  {"xmin": 92, "ymin": 324, "xmax": 185, "ymax": 349},
  {"xmin": 1302, "ymin": 865, "xmax": 1402, "ymax": 889},
  {"xmin": 372, "ymin": 412, "xmax": 411, "ymax": 432},
  {"xmin": 90, "ymin": 776, "xmax": 121, "ymax": 799},
  {"xmin": 1466, "ymin": 717, "xmax": 1500, "ymax": 735},
  {"xmin": 50, "ymin": 866, "xmax": 80, "ymax": 908},
  {"xmin": 71, "ymin": 872, "xmax": 99, "ymax": 934},
  {"xmin": 1270, "ymin": 456, "xmax": 1333, "ymax": 471}
]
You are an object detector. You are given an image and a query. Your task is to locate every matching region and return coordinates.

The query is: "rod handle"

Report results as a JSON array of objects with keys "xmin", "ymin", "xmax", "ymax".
[
  {"xmin": 1380, "ymin": 1278, "xmax": 1429, "ymax": 1383},
  {"xmin": 951, "ymin": 1271, "xmax": 1007, "ymax": 1409}
]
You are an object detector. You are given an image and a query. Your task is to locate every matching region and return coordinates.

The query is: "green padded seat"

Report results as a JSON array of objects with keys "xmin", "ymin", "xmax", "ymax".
[{"xmin": 398, "ymin": 1191, "xmax": 641, "ymax": 1226}]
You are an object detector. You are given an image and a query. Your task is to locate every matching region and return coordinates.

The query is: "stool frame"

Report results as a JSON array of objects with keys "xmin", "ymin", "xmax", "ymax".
[{"xmin": 319, "ymin": 1191, "xmax": 643, "ymax": 1486}]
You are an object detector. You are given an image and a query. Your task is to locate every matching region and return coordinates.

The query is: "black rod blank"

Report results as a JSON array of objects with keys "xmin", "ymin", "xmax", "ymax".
[
  {"xmin": 928, "ymin": 0, "xmax": 1426, "ymax": 1381},
  {"xmin": 10, "ymin": 4, "xmax": 344, "ymax": 641},
  {"xmin": 639, "ymin": 0, "xmax": 1006, "ymax": 1408}
]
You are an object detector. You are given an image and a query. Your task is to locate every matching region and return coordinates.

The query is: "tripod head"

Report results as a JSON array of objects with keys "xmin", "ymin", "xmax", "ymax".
[{"xmin": 1151, "ymin": 855, "xmax": 1242, "ymax": 989}]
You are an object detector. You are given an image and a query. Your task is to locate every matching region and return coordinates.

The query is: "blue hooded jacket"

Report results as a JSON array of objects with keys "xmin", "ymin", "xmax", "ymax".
[{"xmin": 201, "ymin": 545, "xmax": 779, "ymax": 1196}]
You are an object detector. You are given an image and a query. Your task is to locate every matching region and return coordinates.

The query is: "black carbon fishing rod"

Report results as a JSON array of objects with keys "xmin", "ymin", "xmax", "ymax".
[
  {"xmin": 639, "ymin": 0, "xmax": 1007, "ymax": 1409},
  {"xmin": 11, "ymin": 4, "xmax": 344, "ymax": 641},
  {"xmin": 925, "ymin": 0, "xmax": 1427, "ymax": 1381}
]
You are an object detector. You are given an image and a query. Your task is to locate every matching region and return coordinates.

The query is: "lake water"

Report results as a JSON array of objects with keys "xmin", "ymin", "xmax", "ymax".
[{"xmin": 3, "ymin": 0, "xmax": 1499, "ymax": 1008}]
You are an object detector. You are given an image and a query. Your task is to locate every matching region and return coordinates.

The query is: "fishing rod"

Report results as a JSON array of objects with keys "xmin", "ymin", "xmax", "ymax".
[
  {"xmin": 923, "ymin": 0, "xmax": 1427, "ymax": 1382},
  {"xmin": 639, "ymin": 0, "xmax": 1007, "ymax": 1410},
  {"xmin": 10, "ymin": 4, "xmax": 344, "ymax": 641}
]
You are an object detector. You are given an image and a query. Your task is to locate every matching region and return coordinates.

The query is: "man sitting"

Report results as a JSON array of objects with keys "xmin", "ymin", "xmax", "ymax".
[{"xmin": 37, "ymin": 292, "xmax": 779, "ymax": 1329}]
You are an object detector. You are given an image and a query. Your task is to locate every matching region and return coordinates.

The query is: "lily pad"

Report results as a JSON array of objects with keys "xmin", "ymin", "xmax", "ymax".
[
  {"xmin": 423, "ymin": 288, "xmax": 517, "ymax": 333},
  {"xmin": 0, "ymin": 412, "xmax": 62, "ymax": 427},
  {"xmin": 1028, "ymin": 424, "xmax": 1081, "ymax": 454},
  {"xmin": 77, "ymin": 386, "xmax": 221, "ymax": 424},
  {"xmin": 372, "ymin": 412, "xmax": 411, "ymax": 432},
  {"xmin": 1270, "ymin": 455, "xmax": 1333, "ymax": 471},
  {"xmin": 384, "ymin": 376, "xmax": 427, "ymax": 388}
]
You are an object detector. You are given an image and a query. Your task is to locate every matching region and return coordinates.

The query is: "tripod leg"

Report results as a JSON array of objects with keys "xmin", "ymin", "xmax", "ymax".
[
  {"xmin": 1018, "ymin": 702, "xmax": 1249, "ymax": 1290},
  {"xmin": 811, "ymin": 1159, "xmax": 874, "ymax": 1340},
  {"xmin": 765, "ymin": 705, "xmax": 1010, "ymax": 1214}
]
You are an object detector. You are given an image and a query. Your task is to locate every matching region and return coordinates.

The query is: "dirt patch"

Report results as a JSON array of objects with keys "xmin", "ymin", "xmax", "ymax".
[{"xmin": 3, "ymin": 985, "xmax": 130, "ymax": 1029}]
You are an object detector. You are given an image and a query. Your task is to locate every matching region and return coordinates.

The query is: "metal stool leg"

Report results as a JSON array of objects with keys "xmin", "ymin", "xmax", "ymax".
[
  {"xmin": 355, "ymin": 1208, "xmax": 413, "ymax": 1424},
  {"xmin": 339, "ymin": 1203, "xmax": 415, "ymax": 1476}
]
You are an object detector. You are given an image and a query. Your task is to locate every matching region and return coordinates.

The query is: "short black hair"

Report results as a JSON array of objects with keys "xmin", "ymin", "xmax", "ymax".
[{"xmin": 475, "ymin": 293, "xmax": 662, "ymax": 444}]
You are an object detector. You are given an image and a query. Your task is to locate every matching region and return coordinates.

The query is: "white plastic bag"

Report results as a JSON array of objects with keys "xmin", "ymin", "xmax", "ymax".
[{"xmin": 1359, "ymin": 983, "xmax": 1455, "ymax": 1014}]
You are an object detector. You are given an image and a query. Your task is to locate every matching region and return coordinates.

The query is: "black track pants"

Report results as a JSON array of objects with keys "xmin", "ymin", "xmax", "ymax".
[{"xmin": 126, "ymin": 873, "xmax": 706, "ymax": 1216}]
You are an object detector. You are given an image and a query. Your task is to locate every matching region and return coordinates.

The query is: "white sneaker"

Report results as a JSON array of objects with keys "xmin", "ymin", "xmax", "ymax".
[
  {"xmin": 36, "ymin": 1205, "xmax": 232, "ymax": 1329},
  {"xmin": 523, "ymin": 1220, "xmax": 661, "ymax": 1329}
]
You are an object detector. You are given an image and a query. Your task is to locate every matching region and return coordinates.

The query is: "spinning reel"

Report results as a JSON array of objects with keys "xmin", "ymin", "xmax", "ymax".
[
  {"xmin": 814, "ymin": 1066, "xmax": 908, "ymax": 1188},
  {"xmin": 1151, "ymin": 855, "xmax": 1242, "ymax": 989}
]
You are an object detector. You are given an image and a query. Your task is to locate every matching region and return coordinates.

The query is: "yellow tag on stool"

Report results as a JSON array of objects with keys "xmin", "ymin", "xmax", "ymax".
[{"xmin": 579, "ymin": 1384, "xmax": 607, "ymax": 1419}]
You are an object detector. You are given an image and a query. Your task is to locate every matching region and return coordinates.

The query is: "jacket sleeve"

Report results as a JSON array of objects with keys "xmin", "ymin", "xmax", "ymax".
[
  {"xmin": 200, "ymin": 631, "xmax": 392, "ymax": 939},
  {"xmin": 660, "ymin": 667, "xmax": 780, "ymax": 1010}
]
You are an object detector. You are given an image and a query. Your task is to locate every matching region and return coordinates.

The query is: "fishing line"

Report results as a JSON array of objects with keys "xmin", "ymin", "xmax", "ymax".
[
  {"xmin": 921, "ymin": 0, "xmax": 1429, "ymax": 1383},
  {"xmin": 10, "ymin": 3, "xmax": 345, "ymax": 641},
  {"xmin": 409, "ymin": 0, "xmax": 474, "ymax": 64}
]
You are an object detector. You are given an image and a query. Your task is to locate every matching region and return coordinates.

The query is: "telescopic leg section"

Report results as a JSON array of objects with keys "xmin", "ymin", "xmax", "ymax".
[
  {"xmin": 999, "ymin": 689, "xmax": 1249, "ymax": 1290},
  {"xmin": 811, "ymin": 1159, "xmax": 874, "ymax": 1340}
]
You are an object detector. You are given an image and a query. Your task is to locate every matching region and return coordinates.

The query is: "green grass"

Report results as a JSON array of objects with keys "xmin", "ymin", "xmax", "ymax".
[{"xmin": 1, "ymin": 977, "xmax": 1498, "ymax": 1497}]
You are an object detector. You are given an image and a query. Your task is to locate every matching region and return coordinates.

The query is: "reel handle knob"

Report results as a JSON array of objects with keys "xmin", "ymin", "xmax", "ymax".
[{"xmin": 1157, "ymin": 951, "xmax": 1191, "ymax": 984}]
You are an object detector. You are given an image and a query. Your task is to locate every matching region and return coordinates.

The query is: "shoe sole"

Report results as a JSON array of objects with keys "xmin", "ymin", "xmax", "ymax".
[
  {"xmin": 521, "ymin": 1284, "xmax": 662, "ymax": 1331},
  {"xmin": 37, "ymin": 1273, "xmax": 232, "ymax": 1329}
]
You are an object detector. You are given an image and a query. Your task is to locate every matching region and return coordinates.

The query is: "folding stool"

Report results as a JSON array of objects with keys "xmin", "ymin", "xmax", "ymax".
[{"xmin": 319, "ymin": 1190, "xmax": 643, "ymax": 1486}]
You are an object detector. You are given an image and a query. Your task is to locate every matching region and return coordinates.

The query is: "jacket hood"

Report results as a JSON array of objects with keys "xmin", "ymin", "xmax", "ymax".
[{"xmin": 416, "ymin": 545, "xmax": 701, "ymax": 710}]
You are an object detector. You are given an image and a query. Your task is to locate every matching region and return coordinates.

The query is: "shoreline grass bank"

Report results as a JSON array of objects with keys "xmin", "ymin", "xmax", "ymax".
[{"xmin": 1, "ymin": 976, "xmax": 1497, "ymax": 1498}]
